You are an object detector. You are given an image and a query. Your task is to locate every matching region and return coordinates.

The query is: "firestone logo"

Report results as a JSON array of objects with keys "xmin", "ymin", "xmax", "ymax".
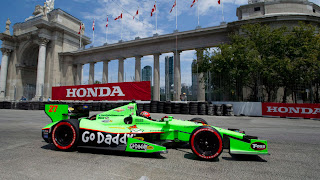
[
  {"xmin": 66, "ymin": 86, "xmax": 125, "ymax": 98},
  {"xmin": 266, "ymin": 106, "xmax": 320, "ymax": 114}
]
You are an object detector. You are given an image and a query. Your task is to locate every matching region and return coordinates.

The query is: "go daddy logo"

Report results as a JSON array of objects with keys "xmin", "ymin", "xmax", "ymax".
[{"xmin": 82, "ymin": 131, "xmax": 135, "ymax": 145}]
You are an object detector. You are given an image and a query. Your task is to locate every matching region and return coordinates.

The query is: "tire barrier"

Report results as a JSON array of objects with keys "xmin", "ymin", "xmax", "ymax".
[
  {"xmin": 198, "ymin": 102, "xmax": 207, "ymax": 115},
  {"xmin": 164, "ymin": 101, "xmax": 172, "ymax": 114},
  {"xmin": 157, "ymin": 101, "xmax": 165, "ymax": 113},
  {"xmin": 0, "ymin": 101, "xmax": 234, "ymax": 117},
  {"xmin": 180, "ymin": 103, "xmax": 189, "ymax": 114},
  {"xmin": 207, "ymin": 104, "xmax": 214, "ymax": 116},
  {"xmin": 172, "ymin": 103, "xmax": 181, "ymax": 114},
  {"xmin": 215, "ymin": 104, "xmax": 223, "ymax": 116},
  {"xmin": 143, "ymin": 103, "xmax": 151, "ymax": 112},
  {"xmin": 150, "ymin": 101, "xmax": 158, "ymax": 113},
  {"xmin": 189, "ymin": 102, "xmax": 198, "ymax": 115}
]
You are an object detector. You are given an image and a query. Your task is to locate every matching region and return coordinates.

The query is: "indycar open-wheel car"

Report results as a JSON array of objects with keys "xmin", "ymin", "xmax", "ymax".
[{"xmin": 42, "ymin": 102, "xmax": 269, "ymax": 160}]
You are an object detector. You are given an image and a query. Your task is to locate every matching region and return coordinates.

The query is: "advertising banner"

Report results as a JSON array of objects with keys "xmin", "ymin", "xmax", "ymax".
[
  {"xmin": 52, "ymin": 81, "xmax": 151, "ymax": 101},
  {"xmin": 262, "ymin": 102, "xmax": 320, "ymax": 119}
]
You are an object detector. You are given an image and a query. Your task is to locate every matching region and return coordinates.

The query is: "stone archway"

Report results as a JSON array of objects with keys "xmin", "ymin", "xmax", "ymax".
[{"xmin": 19, "ymin": 43, "xmax": 39, "ymax": 100}]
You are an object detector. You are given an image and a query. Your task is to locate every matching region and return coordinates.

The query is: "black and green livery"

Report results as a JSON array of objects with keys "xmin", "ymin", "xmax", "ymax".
[{"xmin": 42, "ymin": 102, "xmax": 268, "ymax": 160}]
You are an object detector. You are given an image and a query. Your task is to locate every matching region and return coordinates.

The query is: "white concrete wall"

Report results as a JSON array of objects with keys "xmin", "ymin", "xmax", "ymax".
[{"xmin": 212, "ymin": 101, "xmax": 262, "ymax": 116}]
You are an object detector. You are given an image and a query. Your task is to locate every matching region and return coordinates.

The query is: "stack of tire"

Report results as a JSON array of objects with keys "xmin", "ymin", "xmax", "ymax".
[
  {"xmin": 207, "ymin": 103, "xmax": 214, "ymax": 116},
  {"xmin": 105, "ymin": 103, "xmax": 112, "ymax": 111},
  {"xmin": 150, "ymin": 101, "xmax": 158, "ymax": 113},
  {"xmin": 180, "ymin": 103, "xmax": 189, "ymax": 114},
  {"xmin": 189, "ymin": 102, "xmax": 198, "ymax": 115},
  {"xmin": 171, "ymin": 103, "xmax": 181, "ymax": 114},
  {"xmin": 157, "ymin": 101, "xmax": 165, "ymax": 113},
  {"xmin": 137, "ymin": 103, "xmax": 144, "ymax": 112},
  {"xmin": 0, "ymin": 102, "xmax": 3, "ymax": 109},
  {"xmin": 215, "ymin": 104, "xmax": 223, "ymax": 116},
  {"xmin": 198, "ymin": 102, "xmax": 207, "ymax": 115},
  {"xmin": 143, "ymin": 103, "xmax": 151, "ymax": 112},
  {"xmin": 91, "ymin": 103, "xmax": 100, "ymax": 111},
  {"xmin": 164, "ymin": 101, "xmax": 172, "ymax": 114},
  {"xmin": 223, "ymin": 104, "xmax": 234, "ymax": 116}
]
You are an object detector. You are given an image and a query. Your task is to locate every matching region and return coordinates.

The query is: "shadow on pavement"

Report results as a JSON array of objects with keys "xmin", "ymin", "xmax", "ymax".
[{"xmin": 222, "ymin": 154, "xmax": 268, "ymax": 162}]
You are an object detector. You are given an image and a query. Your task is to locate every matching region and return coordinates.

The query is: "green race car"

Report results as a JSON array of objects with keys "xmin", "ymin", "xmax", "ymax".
[{"xmin": 42, "ymin": 102, "xmax": 268, "ymax": 160}]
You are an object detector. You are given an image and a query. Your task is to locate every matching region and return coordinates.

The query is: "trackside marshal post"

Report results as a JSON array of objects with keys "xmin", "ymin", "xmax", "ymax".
[{"xmin": 52, "ymin": 81, "xmax": 151, "ymax": 101}]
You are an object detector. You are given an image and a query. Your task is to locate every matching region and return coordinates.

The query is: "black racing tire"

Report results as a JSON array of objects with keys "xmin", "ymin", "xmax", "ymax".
[
  {"xmin": 51, "ymin": 119, "xmax": 79, "ymax": 151},
  {"xmin": 189, "ymin": 118, "xmax": 208, "ymax": 125},
  {"xmin": 189, "ymin": 126, "xmax": 223, "ymax": 160}
]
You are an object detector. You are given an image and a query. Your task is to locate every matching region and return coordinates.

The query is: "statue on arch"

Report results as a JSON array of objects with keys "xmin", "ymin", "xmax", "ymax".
[{"xmin": 45, "ymin": 0, "xmax": 55, "ymax": 12}]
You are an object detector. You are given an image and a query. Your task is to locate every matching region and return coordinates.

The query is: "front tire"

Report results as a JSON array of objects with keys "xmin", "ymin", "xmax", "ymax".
[
  {"xmin": 189, "ymin": 126, "xmax": 223, "ymax": 160},
  {"xmin": 52, "ymin": 120, "xmax": 79, "ymax": 151},
  {"xmin": 189, "ymin": 118, "xmax": 208, "ymax": 125}
]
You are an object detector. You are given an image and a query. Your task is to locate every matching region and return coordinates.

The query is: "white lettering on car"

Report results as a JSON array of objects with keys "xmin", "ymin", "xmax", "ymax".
[{"xmin": 82, "ymin": 131, "xmax": 135, "ymax": 146}]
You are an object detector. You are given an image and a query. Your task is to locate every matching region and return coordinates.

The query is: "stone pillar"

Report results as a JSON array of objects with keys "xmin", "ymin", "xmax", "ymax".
[
  {"xmin": 135, "ymin": 56, "xmax": 142, "ymax": 82},
  {"xmin": 102, "ymin": 60, "xmax": 109, "ymax": 84},
  {"xmin": 76, "ymin": 63, "xmax": 83, "ymax": 85},
  {"xmin": 0, "ymin": 48, "xmax": 12, "ymax": 100},
  {"xmin": 153, "ymin": 53, "xmax": 160, "ymax": 101},
  {"xmin": 89, "ymin": 62, "xmax": 96, "ymax": 84},
  {"xmin": 196, "ymin": 49, "xmax": 205, "ymax": 101},
  {"xmin": 34, "ymin": 37, "xmax": 50, "ymax": 101},
  {"xmin": 173, "ymin": 50, "xmax": 181, "ymax": 101},
  {"xmin": 118, "ymin": 58, "xmax": 124, "ymax": 82}
]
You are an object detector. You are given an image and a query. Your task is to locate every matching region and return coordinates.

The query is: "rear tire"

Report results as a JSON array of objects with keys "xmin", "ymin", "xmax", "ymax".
[
  {"xmin": 51, "ymin": 119, "xmax": 79, "ymax": 151},
  {"xmin": 189, "ymin": 126, "xmax": 223, "ymax": 160},
  {"xmin": 189, "ymin": 118, "xmax": 208, "ymax": 125}
]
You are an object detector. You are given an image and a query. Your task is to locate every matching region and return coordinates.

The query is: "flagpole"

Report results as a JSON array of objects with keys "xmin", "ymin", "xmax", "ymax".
[
  {"xmin": 176, "ymin": 0, "xmax": 178, "ymax": 30},
  {"xmin": 156, "ymin": 0, "xmax": 158, "ymax": 34},
  {"xmin": 93, "ymin": 19, "xmax": 95, "ymax": 46},
  {"xmin": 197, "ymin": 0, "xmax": 199, "ymax": 26},
  {"xmin": 121, "ymin": 10, "xmax": 123, "ymax": 41},
  {"xmin": 222, "ymin": 0, "xmax": 225, "ymax": 22},
  {"xmin": 106, "ymin": 15, "xmax": 108, "ymax": 43},
  {"xmin": 80, "ymin": 23, "xmax": 82, "ymax": 49}
]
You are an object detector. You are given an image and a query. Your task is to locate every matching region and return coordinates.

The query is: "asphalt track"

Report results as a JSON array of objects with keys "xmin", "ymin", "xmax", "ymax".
[{"xmin": 0, "ymin": 109, "xmax": 320, "ymax": 180}]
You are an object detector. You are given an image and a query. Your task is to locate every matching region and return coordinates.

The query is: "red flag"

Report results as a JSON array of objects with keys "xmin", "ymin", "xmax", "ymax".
[
  {"xmin": 151, "ymin": 3, "xmax": 156, "ymax": 16},
  {"xmin": 170, "ymin": 0, "xmax": 176, "ymax": 13},
  {"xmin": 218, "ymin": 0, "xmax": 220, "ymax": 4},
  {"xmin": 106, "ymin": 17, "xmax": 108, "ymax": 28},
  {"xmin": 114, "ymin": 13, "xmax": 122, "ymax": 20},
  {"xmin": 92, "ymin": 19, "xmax": 95, "ymax": 31},
  {"xmin": 78, "ymin": 23, "xmax": 81, "ymax": 34},
  {"xmin": 191, "ymin": 0, "xmax": 197, "ymax": 8},
  {"xmin": 133, "ymin": 9, "xmax": 139, "ymax": 19}
]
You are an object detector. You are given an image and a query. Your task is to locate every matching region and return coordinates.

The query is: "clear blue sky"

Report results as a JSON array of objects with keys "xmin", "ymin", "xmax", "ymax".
[{"xmin": 1, "ymin": 0, "xmax": 319, "ymax": 87}]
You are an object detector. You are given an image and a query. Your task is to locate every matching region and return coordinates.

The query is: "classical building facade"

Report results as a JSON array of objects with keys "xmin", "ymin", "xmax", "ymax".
[{"xmin": 1, "ymin": 0, "xmax": 320, "ymax": 101}]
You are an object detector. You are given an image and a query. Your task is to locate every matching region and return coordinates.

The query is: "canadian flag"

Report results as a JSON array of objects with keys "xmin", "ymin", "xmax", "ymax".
[
  {"xmin": 114, "ymin": 13, "xmax": 122, "ymax": 20},
  {"xmin": 78, "ymin": 23, "xmax": 81, "ymax": 34},
  {"xmin": 151, "ymin": 3, "xmax": 156, "ymax": 16},
  {"xmin": 191, "ymin": 0, "xmax": 197, "ymax": 8},
  {"xmin": 218, "ymin": 0, "xmax": 221, "ymax": 4},
  {"xmin": 133, "ymin": 9, "xmax": 139, "ymax": 19},
  {"xmin": 170, "ymin": 0, "xmax": 176, "ymax": 13},
  {"xmin": 106, "ymin": 17, "xmax": 108, "ymax": 28},
  {"xmin": 92, "ymin": 19, "xmax": 95, "ymax": 31}
]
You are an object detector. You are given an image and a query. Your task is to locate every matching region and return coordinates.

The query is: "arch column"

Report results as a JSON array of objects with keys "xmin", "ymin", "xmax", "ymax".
[
  {"xmin": 34, "ymin": 37, "xmax": 50, "ymax": 101},
  {"xmin": 89, "ymin": 62, "xmax": 96, "ymax": 84},
  {"xmin": 196, "ymin": 49, "xmax": 205, "ymax": 101},
  {"xmin": 102, "ymin": 60, "xmax": 109, "ymax": 84},
  {"xmin": 118, "ymin": 58, "xmax": 124, "ymax": 82},
  {"xmin": 153, "ymin": 53, "xmax": 160, "ymax": 101},
  {"xmin": 135, "ymin": 56, "xmax": 142, "ymax": 82},
  {"xmin": 76, "ymin": 63, "xmax": 83, "ymax": 85},
  {"xmin": 173, "ymin": 50, "xmax": 181, "ymax": 101},
  {"xmin": 0, "ymin": 48, "xmax": 12, "ymax": 100}
]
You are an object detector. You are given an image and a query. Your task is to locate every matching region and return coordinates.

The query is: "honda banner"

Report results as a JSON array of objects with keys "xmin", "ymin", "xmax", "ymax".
[
  {"xmin": 52, "ymin": 81, "xmax": 151, "ymax": 101},
  {"xmin": 262, "ymin": 102, "xmax": 320, "ymax": 119}
]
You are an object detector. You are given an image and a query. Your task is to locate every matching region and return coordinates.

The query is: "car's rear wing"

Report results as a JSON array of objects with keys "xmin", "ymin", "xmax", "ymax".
[{"xmin": 45, "ymin": 104, "xmax": 89, "ymax": 122}]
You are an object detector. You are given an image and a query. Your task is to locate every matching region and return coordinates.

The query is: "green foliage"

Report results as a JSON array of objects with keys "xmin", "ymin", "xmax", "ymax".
[{"xmin": 196, "ymin": 22, "xmax": 320, "ymax": 102}]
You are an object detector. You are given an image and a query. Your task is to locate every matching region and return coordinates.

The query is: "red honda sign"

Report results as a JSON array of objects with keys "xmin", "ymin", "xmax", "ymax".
[
  {"xmin": 52, "ymin": 81, "xmax": 151, "ymax": 101},
  {"xmin": 262, "ymin": 102, "xmax": 320, "ymax": 119}
]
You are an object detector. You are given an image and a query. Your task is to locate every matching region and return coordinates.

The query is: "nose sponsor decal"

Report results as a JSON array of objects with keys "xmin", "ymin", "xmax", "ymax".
[
  {"xmin": 130, "ymin": 143, "xmax": 154, "ymax": 151},
  {"xmin": 82, "ymin": 131, "xmax": 135, "ymax": 146},
  {"xmin": 251, "ymin": 142, "xmax": 266, "ymax": 150}
]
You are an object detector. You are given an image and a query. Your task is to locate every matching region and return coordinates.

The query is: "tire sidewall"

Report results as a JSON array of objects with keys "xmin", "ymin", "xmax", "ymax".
[
  {"xmin": 189, "ymin": 126, "xmax": 223, "ymax": 160},
  {"xmin": 52, "ymin": 119, "xmax": 79, "ymax": 151},
  {"xmin": 189, "ymin": 117, "xmax": 208, "ymax": 125}
]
